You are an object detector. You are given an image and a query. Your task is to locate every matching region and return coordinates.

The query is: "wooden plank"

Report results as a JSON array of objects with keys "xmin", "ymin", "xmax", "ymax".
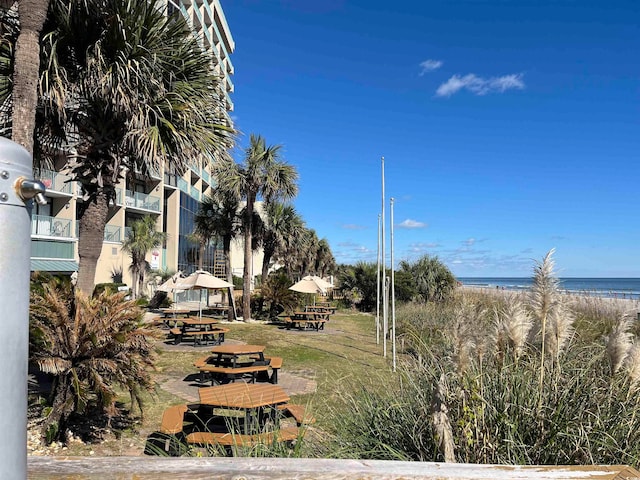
[{"xmin": 27, "ymin": 457, "xmax": 640, "ymax": 480}]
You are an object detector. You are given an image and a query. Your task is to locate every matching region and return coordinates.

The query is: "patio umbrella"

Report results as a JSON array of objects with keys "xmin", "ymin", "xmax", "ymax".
[
  {"xmin": 289, "ymin": 275, "xmax": 333, "ymax": 304},
  {"xmin": 174, "ymin": 270, "xmax": 233, "ymax": 318},
  {"xmin": 289, "ymin": 275, "xmax": 332, "ymax": 294},
  {"xmin": 156, "ymin": 271, "xmax": 186, "ymax": 293},
  {"xmin": 156, "ymin": 271, "xmax": 186, "ymax": 313}
]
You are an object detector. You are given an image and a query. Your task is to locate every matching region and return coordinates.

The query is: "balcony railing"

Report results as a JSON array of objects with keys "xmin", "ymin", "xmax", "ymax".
[
  {"xmin": 34, "ymin": 169, "xmax": 73, "ymax": 195},
  {"xmin": 104, "ymin": 225, "xmax": 122, "ymax": 243},
  {"xmin": 190, "ymin": 185, "xmax": 200, "ymax": 201},
  {"xmin": 201, "ymin": 169, "xmax": 211, "ymax": 185},
  {"xmin": 31, "ymin": 240, "xmax": 75, "ymax": 260},
  {"xmin": 177, "ymin": 177, "xmax": 189, "ymax": 195},
  {"xmin": 31, "ymin": 215, "xmax": 73, "ymax": 238},
  {"xmin": 124, "ymin": 191, "xmax": 161, "ymax": 212}
]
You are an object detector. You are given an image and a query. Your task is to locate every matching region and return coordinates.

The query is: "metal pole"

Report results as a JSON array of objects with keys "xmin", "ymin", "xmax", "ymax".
[
  {"xmin": 375, "ymin": 214, "xmax": 381, "ymax": 345},
  {"xmin": 381, "ymin": 157, "xmax": 386, "ymax": 357},
  {"xmin": 390, "ymin": 197, "xmax": 396, "ymax": 372},
  {"xmin": 0, "ymin": 137, "xmax": 43, "ymax": 480}
]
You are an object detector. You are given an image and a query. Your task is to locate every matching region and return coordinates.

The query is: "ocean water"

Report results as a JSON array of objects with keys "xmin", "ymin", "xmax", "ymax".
[{"xmin": 458, "ymin": 277, "xmax": 640, "ymax": 300}]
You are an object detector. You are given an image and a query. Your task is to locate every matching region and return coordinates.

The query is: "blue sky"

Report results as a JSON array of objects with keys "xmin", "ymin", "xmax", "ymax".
[{"xmin": 222, "ymin": 0, "xmax": 639, "ymax": 278}]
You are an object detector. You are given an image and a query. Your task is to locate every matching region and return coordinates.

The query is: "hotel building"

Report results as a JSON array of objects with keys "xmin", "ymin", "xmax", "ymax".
[{"xmin": 29, "ymin": 0, "xmax": 260, "ymax": 292}]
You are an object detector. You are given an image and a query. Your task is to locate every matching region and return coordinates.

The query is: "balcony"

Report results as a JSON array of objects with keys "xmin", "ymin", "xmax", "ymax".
[
  {"xmin": 177, "ymin": 177, "xmax": 190, "ymax": 196},
  {"xmin": 201, "ymin": 169, "xmax": 211, "ymax": 186},
  {"xmin": 190, "ymin": 185, "xmax": 200, "ymax": 201},
  {"xmin": 31, "ymin": 239, "xmax": 75, "ymax": 261},
  {"xmin": 34, "ymin": 169, "xmax": 74, "ymax": 198},
  {"xmin": 31, "ymin": 215, "xmax": 74, "ymax": 239},
  {"xmin": 124, "ymin": 191, "xmax": 161, "ymax": 213},
  {"xmin": 104, "ymin": 225, "xmax": 122, "ymax": 243},
  {"xmin": 190, "ymin": 162, "xmax": 201, "ymax": 179}
]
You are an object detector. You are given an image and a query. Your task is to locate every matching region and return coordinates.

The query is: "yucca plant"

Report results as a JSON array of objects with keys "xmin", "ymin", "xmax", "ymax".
[{"xmin": 30, "ymin": 280, "xmax": 160, "ymax": 443}]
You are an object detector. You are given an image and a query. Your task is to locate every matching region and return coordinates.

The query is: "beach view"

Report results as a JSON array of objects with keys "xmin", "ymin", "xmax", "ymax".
[{"xmin": 2, "ymin": 0, "xmax": 639, "ymax": 478}]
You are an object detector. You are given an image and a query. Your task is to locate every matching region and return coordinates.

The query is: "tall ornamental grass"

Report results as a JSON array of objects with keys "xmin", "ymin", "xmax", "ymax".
[{"xmin": 322, "ymin": 250, "xmax": 640, "ymax": 467}]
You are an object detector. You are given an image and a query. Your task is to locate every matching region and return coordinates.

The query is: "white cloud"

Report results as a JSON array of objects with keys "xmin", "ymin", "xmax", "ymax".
[
  {"xmin": 419, "ymin": 59, "xmax": 443, "ymax": 76},
  {"xmin": 342, "ymin": 224, "xmax": 367, "ymax": 230},
  {"xmin": 397, "ymin": 219, "xmax": 427, "ymax": 229},
  {"xmin": 436, "ymin": 73, "xmax": 525, "ymax": 97},
  {"xmin": 463, "ymin": 238, "xmax": 476, "ymax": 247}
]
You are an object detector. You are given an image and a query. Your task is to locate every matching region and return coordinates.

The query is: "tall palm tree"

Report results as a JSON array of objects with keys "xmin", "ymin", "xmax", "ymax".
[
  {"xmin": 9, "ymin": 0, "xmax": 49, "ymax": 154},
  {"xmin": 122, "ymin": 216, "xmax": 166, "ymax": 299},
  {"xmin": 37, "ymin": 0, "xmax": 232, "ymax": 293},
  {"xmin": 260, "ymin": 201, "xmax": 304, "ymax": 282},
  {"xmin": 314, "ymin": 238, "xmax": 336, "ymax": 278},
  {"xmin": 193, "ymin": 190, "xmax": 239, "ymax": 320},
  {"xmin": 213, "ymin": 134, "xmax": 298, "ymax": 321}
]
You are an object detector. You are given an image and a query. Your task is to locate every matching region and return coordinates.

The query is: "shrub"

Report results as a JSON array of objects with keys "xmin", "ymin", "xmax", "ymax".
[
  {"xmin": 30, "ymin": 281, "xmax": 160, "ymax": 443},
  {"xmin": 398, "ymin": 254, "xmax": 456, "ymax": 303}
]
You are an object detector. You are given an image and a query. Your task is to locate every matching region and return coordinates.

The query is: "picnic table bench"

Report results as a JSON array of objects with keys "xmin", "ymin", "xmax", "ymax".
[
  {"xmin": 284, "ymin": 313, "xmax": 327, "ymax": 331},
  {"xmin": 194, "ymin": 354, "xmax": 282, "ymax": 384},
  {"xmin": 185, "ymin": 426, "xmax": 300, "ymax": 448},
  {"xmin": 170, "ymin": 326, "xmax": 229, "ymax": 346}
]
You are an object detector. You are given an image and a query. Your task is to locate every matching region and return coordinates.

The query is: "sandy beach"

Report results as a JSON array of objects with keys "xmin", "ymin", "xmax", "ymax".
[{"xmin": 460, "ymin": 285, "xmax": 640, "ymax": 315}]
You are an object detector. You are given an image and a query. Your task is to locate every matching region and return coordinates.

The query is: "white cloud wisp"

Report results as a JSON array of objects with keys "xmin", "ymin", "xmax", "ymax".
[
  {"xmin": 419, "ymin": 59, "xmax": 443, "ymax": 76},
  {"xmin": 436, "ymin": 73, "xmax": 525, "ymax": 97},
  {"xmin": 397, "ymin": 219, "xmax": 427, "ymax": 229}
]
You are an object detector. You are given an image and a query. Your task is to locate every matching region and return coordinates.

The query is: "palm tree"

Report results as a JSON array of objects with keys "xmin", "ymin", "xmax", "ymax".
[
  {"xmin": 193, "ymin": 190, "xmax": 240, "ymax": 320},
  {"xmin": 122, "ymin": 216, "xmax": 166, "ymax": 299},
  {"xmin": 29, "ymin": 280, "xmax": 158, "ymax": 443},
  {"xmin": 213, "ymin": 134, "xmax": 298, "ymax": 321},
  {"xmin": 37, "ymin": 0, "xmax": 232, "ymax": 293},
  {"xmin": 314, "ymin": 238, "xmax": 336, "ymax": 278},
  {"xmin": 8, "ymin": 0, "xmax": 49, "ymax": 154},
  {"xmin": 260, "ymin": 201, "xmax": 304, "ymax": 282}
]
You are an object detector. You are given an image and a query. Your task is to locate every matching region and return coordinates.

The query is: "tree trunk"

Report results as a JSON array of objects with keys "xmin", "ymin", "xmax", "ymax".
[
  {"xmin": 77, "ymin": 190, "xmax": 109, "ymax": 294},
  {"xmin": 198, "ymin": 241, "xmax": 204, "ymax": 270},
  {"xmin": 41, "ymin": 374, "xmax": 74, "ymax": 444},
  {"xmin": 223, "ymin": 235, "xmax": 235, "ymax": 321},
  {"xmin": 261, "ymin": 251, "xmax": 271, "ymax": 286},
  {"xmin": 242, "ymin": 195, "xmax": 255, "ymax": 321},
  {"xmin": 138, "ymin": 269, "xmax": 145, "ymax": 299},
  {"xmin": 12, "ymin": 0, "xmax": 49, "ymax": 154}
]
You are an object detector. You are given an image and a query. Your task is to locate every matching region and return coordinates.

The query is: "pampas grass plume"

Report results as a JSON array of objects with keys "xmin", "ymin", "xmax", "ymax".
[{"xmin": 606, "ymin": 314, "xmax": 634, "ymax": 375}]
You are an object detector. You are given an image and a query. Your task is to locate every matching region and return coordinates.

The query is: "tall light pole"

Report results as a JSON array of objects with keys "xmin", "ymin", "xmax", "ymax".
[
  {"xmin": 390, "ymin": 197, "xmax": 396, "ymax": 372},
  {"xmin": 389, "ymin": 197, "xmax": 396, "ymax": 372},
  {"xmin": 375, "ymin": 213, "xmax": 381, "ymax": 345},
  {"xmin": 381, "ymin": 157, "xmax": 387, "ymax": 357}
]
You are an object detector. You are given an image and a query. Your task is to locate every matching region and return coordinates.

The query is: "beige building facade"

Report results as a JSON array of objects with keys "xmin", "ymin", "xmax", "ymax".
[{"xmin": 30, "ymin": 0, "xmax": 247, "ymax": 295}]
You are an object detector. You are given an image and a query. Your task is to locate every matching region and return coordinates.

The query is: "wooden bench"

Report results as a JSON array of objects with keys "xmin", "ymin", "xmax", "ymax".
[
  {"xmin": 170, "ymin": 327, "xmax": 229, "ymax": 346},
  {"xmin": 265, "ymin": 356, "xmax": 282, "ymax": 384},
  {"xmin": 277, "ymin": 404, "xmax": 315, "ymax": 426},
  {"xmin": 198, "ymin": 364, "xmax": 270, "ymax": 385},
  {"xmin": 185, "ymin": 426, "xmax": 300, "ymax": 447},
  {"xmin": 159, "ymin": 404, "xmax": 188, "ymax": 435},
  {"xmin": 284, "ymin": 317, "xmax": 327, "ymax": 331}
]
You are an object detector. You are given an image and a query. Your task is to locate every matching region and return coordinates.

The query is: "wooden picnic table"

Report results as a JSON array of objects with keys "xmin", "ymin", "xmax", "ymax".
[
  {"xmin": 304, "ymin": 305, "xmax": 336, "ymax": 314},
  {"xmin": 195, "ymin": 347, "xmax": 282, "ymax": 385},
  {"xmin": 169, "ymin": 317, "xmax": 227, "ymax": 346},
  {"xmin": 203, "ymin": 305, "xmax": 229, "ymax": 317},
  {"xmin": 286, "ymin": 312, "xmax": 328, "ymax": 331},
  {"xmin": 197, "ymin": 382, "xmax": 291, "ymax": 438},
  {"xmin": 209, "ymin": 344, "xmax": 266, "ymax": 365},
  {"xmin": 158, "ymin": 308, "xmax": 191, "ymax": 318},
  {"xmin": 199, "ymin": 382, "xmax": 289, "ymax": 409}
]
